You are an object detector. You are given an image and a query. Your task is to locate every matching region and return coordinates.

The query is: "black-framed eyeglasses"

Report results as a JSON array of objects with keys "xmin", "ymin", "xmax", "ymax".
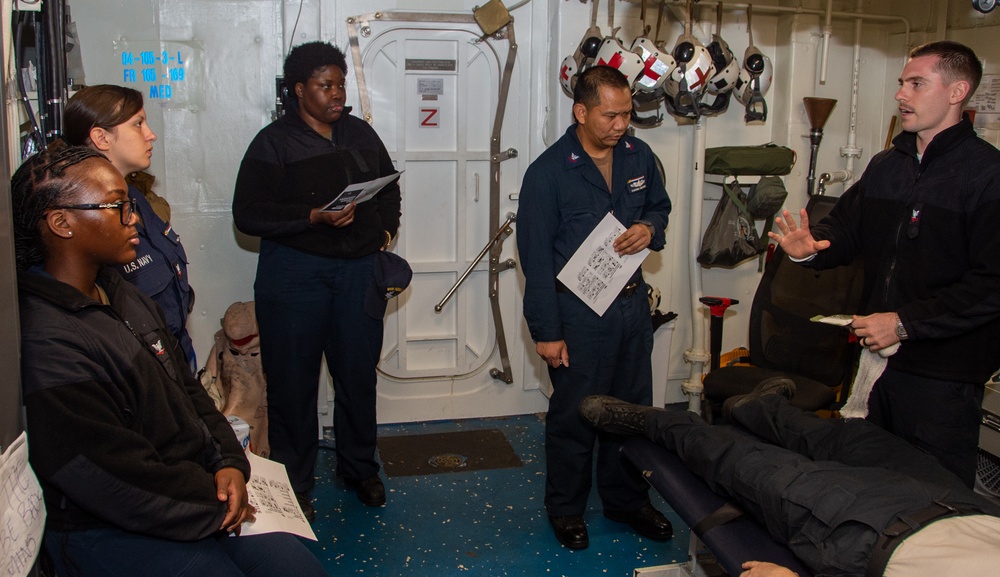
[{"xmin": 50, "ymin": 198, "xmax": 136, "ymax": 225}]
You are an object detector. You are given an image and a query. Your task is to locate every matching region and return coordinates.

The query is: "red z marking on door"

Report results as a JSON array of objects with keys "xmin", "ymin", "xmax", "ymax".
[{"xmin": 420, "ymin": 108, "xmax": 439, "ymax": 127}]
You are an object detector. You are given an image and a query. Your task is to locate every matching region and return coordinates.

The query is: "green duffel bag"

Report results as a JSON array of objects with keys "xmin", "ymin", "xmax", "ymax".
[{"xmin": 704, "ymin": 143, "xmax": 796, "ymax": 176}]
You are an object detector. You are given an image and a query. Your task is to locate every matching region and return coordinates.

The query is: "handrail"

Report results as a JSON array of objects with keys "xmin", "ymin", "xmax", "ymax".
[{"xmin": 435, "ymin": 212, "xmax": 516, "ymax": 313}]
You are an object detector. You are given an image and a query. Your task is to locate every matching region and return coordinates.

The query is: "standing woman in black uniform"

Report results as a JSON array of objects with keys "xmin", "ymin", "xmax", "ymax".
[{"xmin": 233, "ymin": 42, "xmax": 401, "ymax": 519}]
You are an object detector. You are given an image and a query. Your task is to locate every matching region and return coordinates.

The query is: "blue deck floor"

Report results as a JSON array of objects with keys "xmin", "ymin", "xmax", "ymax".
[{"xmin": 304, "ymin": 414, "xmax": 689, "ymax": 576}]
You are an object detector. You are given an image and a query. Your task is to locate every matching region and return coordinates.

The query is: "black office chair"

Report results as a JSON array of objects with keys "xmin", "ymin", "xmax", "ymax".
[{"xmin": 701, "ymin": 194, "xmax": 865, "ymax": 420}]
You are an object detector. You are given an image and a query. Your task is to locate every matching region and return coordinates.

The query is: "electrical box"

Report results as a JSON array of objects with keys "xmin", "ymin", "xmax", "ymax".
[{"xmin": 473, "ymin": 0, "xmax": 511, "ymax": 36}]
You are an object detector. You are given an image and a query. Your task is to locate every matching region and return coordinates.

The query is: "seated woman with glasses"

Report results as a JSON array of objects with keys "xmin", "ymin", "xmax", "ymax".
[
  {"xmin": 13, "ymin": 146, "xmax": 328, "ymax": 577},
  {"xmin": 60, "ymin": 84, "xmax": 197, "ymax": 373}
]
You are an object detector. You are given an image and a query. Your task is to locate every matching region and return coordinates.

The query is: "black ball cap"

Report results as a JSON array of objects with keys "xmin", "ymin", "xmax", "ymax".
[{"xmin": 581, "ymin": 37, "xmax": 602, "ymax": 58}]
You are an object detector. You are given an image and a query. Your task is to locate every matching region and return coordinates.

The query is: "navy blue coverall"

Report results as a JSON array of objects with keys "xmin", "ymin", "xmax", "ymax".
[
  {"xmin": 517, "ymin": 124, "xmax": 671, "ymax": 516},
  {"xmin": 119, "ymin": 184, "xmax": 195, "ymax": 371}
]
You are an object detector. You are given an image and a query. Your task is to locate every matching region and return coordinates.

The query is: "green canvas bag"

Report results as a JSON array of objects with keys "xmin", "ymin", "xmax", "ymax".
[{"xmin": 704, "ymin": 144, "xmax": 796, "ymax": 176}]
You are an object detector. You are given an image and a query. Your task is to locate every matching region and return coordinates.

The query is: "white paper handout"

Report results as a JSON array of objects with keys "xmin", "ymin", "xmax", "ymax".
[
  {"xmin": 809, "ymin": 314, "xmax": 854, "ymax": 327},
  {"xmin": 241, "ymin": 451, "xmax": 317, "ymax": 541},
  {"xmin": 1, "ymin": 431, "xmax": 46, "ymax": 577},
  {"xmin": 557, "ymin": 213, "xmax": 649, "ymax": 316},
  {"xmin": 319, "ymin": 171, "xmax": 403, "ymax": 212}
]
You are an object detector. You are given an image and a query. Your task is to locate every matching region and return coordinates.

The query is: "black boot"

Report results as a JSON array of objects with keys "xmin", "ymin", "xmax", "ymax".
[
  {"xmin": 579, "ymin": 395, "xmax": 658, "ymax": 436},
  {"xmin": 346, "ymin": 475, "xmax": 386, "ymax": 507},
  {"xmin": 604, "ymin": 504, "xmax": 673, "ymax": 541},
  {"xmin": 548, "ymin": 515, "xmax": 589, "ymax": 549},
  {"xmin": 721, "ymin": 376, "xmax": 796, "ymax": 421}
]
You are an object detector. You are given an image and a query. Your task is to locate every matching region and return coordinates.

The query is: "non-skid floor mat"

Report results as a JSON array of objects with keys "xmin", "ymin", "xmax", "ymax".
[{"xmin": 377, "ymin": 428, "xmax": 522, "ymax": 477}]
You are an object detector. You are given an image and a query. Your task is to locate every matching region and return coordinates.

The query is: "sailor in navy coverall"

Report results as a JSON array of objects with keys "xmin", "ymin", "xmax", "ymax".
[
  {"xmin": 516, "ymin": 66, "xmax": 672, "ymax": 548},
  {"xmin": 120, "ymin": 182, "xmax": 195, "ymax": 371},
  {"xmin": 61, "ymin": 84, "xmax": 196, "ymax": 372}
]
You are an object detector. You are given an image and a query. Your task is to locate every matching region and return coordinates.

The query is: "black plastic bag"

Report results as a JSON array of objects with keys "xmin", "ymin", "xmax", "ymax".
[{"xmin": 698, "ymin": 179, "xmax": 761, "ymax": 267}]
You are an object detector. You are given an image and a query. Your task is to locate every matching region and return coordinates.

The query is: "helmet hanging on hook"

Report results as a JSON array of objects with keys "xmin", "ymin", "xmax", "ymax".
[
  {"xmin": 631, "ymin": 34, "xmax": 675, "ymax": 93},
  {"xmin": 663, "ymin": 0, "xmax": 714, "ymax": 120},
  {"xmin": 734, "ymin": 47, "xmax": 772, "ymax": 122},
  {"xmin": 733, "ymin": 4, "xmax": 772, "ymax": 123},
  {"xmin": 630, "ymin": 0, "xmax": 676, "ymax": 94},
  {"xmin": 557, "ymin": 0, "xmax": 605, "ymax": 97},
  {"xmin": 699, "ymin": 4, "xmax": 739, "ymax": 117},
  {"xmin": 558, "ymin": 28, "xmax": 603, "ymax": 97},
  {"xmin": 628, "ymin": 1, "xmax": 672, "ymax": 128},
  {"xmin": 593, "ymin": 30, "xmax": 646, "ymax": 87},
  {"xmin": 664, "ymin": 37, "xmax": 714, "ymax": 119}
]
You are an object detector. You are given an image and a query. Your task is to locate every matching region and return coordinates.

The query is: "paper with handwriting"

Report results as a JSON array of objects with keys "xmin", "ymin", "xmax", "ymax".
[{"xmin": 1, "ymin": 431, "xmax": 45, "ymax": 577}]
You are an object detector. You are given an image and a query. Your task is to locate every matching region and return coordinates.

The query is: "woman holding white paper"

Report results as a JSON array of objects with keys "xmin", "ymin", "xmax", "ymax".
[
  {"xmin": 232, "ymin": 41, "xmax": 402, "ymax": 519},
  {"xmin": 13, "ymin": 146, "xmax": 328, "ymax": 576}
]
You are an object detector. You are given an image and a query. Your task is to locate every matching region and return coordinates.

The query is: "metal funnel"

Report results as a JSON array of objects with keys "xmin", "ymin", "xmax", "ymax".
[
  {"xmin": 804, "ymin": 98, "xmax": 837, "ymax": 195},
  {"xmin": 804, "ymin": 97, "xmax": 837, "ymax": 130}
]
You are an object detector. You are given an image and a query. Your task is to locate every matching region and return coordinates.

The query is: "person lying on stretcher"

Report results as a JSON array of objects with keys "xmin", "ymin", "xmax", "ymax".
[{"xmin": 579, "ymin": 378, "xmax": 1000, "ymax": 577}]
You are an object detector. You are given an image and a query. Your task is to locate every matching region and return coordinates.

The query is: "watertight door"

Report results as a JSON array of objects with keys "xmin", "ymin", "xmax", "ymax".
[{"xmin": 345, "ymin": 16, "xmax": 543, "ymax": 423}]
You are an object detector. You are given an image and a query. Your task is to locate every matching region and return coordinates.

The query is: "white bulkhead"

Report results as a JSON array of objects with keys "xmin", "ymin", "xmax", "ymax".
[{"xmin": 54, "ymin": 0, "xmax": 1000, "ymax": 424}]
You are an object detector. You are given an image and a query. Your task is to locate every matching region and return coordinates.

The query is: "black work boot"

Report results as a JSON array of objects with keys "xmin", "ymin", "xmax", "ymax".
[
  {"xmin": 579, "ymin": 395, "xmax": 657, "ymax": 436},
  {"xmin": 347, "ymin": 475, "xmax": 386, "ymax": 507},
  {"xmin": 604, "ymin": 503, "xmax": 673, "ymax": 541},
  {"xmin": 721, "ymin": 376, "xmax": 796, "ymax": 421}
]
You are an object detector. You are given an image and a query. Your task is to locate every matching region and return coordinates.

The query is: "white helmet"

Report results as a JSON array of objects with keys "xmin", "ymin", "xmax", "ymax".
[
  {"xmin": 734, "ymin": 47, "xmax": 773, "ymax": 121},
  {"xmin": 558, "ymin": 31, "xmax": 604, "ymax": 98},
  {"xmin": 734, "ymin": 48, "xmax": 773, "ymax": 102},
  {"xmin": 594, "ymin": 37, "xmax": 646, "ymax": 87},
  {"xmin": 630, "ymin": 37, "xmax": 676, "ymax": 93},
  {"xmin": 664, "ymin": 36, "xmax": 715, "ymax": 119},
  {"xmin": 558, "ymin": 54, "xmax": 579, "ymax": 97},
  {"xmin": 705, "ymin": 35, "xmax": 740, "ymax": 95},
  {"xmin": 665, "ymin": 38, "xmax": 714, "ymax": 96}
]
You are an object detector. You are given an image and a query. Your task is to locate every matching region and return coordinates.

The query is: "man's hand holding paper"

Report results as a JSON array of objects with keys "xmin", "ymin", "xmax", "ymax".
[
  {"xmin": 613, "ymin": 223, "xmax": 654, "ymax": 255},
  {"xmin": 556, "ymin": 213, "xmax": 650, "ymax": 317}
]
